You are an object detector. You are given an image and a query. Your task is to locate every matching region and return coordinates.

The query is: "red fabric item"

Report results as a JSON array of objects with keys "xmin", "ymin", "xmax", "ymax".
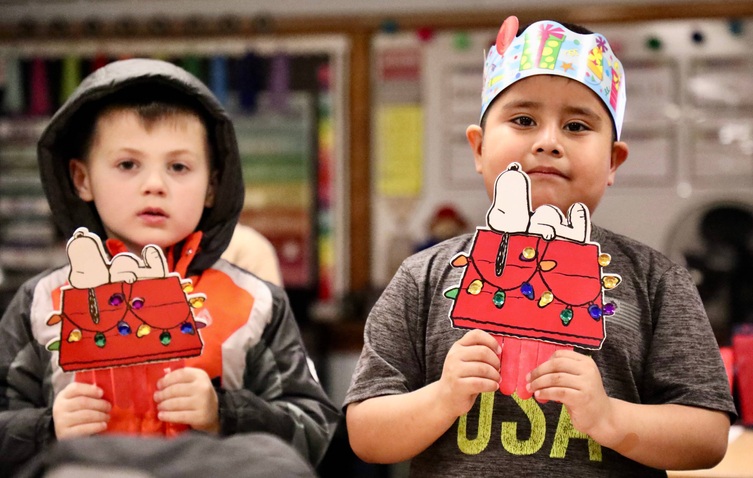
[
  {"xmin": 733, "ymin": 328, "xmax": 753, "ymax": 426},
  {"xmin": 720, "ymin": 346, "xmax": 734, "ymax": 393}
]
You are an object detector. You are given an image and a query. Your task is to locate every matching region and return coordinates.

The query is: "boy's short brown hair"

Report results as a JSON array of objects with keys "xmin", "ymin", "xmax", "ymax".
[{"xmin": 65, "ymin": 84, "xmax": 216, "ymax": 169}]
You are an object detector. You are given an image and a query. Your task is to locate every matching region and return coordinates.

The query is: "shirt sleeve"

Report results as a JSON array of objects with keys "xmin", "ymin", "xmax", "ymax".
[
  {"xmin": 344, "ymin": 263, "xmax": 426, "ymax": 407},
  {"xmin": 641, "ymin": 264, "xmax": 737, "ymax": 420}
]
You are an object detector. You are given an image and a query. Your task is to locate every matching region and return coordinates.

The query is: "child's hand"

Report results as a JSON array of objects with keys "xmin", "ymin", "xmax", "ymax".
[
  {"xmin": 439, "ymin": 329, "xmax": 501, "ymax": 417},
  {"xmin": 154, "ymin": 367, "xmax": 219, "ymax": 434},
  {"xmin": 52, "ymin": 382, "xmax": 111, "ymax": 439},
  {"xmin": 526, "ymin": 349, "xmax": 611, "ymax": 435}
]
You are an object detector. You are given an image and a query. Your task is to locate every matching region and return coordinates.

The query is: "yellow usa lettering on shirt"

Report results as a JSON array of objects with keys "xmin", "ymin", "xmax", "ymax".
[{"xmin": 457, "ymin": 391, "xmax": 602, "ymax": 461}]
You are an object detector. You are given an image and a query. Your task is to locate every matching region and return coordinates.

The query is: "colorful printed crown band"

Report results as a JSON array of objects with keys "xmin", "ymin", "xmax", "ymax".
[{"xmin": 481, "ymin": 16, "xmax": 627, "ymax": 139}]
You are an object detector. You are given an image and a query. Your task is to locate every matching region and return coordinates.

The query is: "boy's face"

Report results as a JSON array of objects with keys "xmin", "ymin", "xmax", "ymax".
[
  {"xmin": 70, "ymin": 110, "xmax": 214, "ymax": 253},
  {"xmin": 466, "ymin": 75, "xmax": 628, "ymax": 214}
]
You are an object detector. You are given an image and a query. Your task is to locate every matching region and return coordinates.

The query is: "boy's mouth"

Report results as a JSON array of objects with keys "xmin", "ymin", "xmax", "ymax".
[
  {"xmin": 138, "ymin": 208, "xmax": 168, "ymax": 219},
  {"xmin": 527, "ymin": 166, "xmax": 567, "ymax": 179}
]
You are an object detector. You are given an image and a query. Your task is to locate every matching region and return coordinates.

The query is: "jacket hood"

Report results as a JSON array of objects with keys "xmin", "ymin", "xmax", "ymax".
[{"xmin": 38, "ymin": 58, "xmax": 244, "ymax": 275}]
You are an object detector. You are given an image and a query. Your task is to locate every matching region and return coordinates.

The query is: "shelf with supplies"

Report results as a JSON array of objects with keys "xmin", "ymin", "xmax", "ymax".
[{"xmin": 0, "ymin": 117, "xmax": 67, "ymax": 314}]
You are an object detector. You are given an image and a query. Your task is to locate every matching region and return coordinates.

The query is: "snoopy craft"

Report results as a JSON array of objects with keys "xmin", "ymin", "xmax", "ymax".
[
  {"xmin": 45, "ymin": 228, "xmax": 208, "ymax": 436},
  {"xmin": 46, "ymin": 227, "xmax": 208, "ymax": 371},
  {"xmin": 444, "ymin": 163, "xmax": 621, "ymax": 399},
  {"xmin": 47, "ymin": 227, "xmax": 206, "ymax": 372}
]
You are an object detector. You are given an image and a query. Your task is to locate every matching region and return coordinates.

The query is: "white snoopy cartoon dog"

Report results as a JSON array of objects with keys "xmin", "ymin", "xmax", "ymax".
[
  {"xmin": 486, "ymin": 162, "xmax": 591, "ymax": 243},
  {"xmin": 66, "ymin": 227, "xmax": 168, "ymax": 289}
]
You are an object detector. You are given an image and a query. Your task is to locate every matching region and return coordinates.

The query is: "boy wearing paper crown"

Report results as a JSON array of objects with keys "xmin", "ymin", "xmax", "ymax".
[
  {"xmin": 0, "ymin": 58, "xmax": 339, "ymax": 475},
  {"xmin": 344, "ymin": 17, "xmax": 736, "ymax": 476}
]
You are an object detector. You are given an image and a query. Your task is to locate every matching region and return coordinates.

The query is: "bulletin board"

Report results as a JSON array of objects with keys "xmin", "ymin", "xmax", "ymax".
[{"xmin": 235, "ymin": 92, "xmax": 316, "ymax": 288}]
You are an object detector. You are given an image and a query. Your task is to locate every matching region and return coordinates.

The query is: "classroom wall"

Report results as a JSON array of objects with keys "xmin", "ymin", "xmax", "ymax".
[
  {"xmin": 0, "ymin": 0, "xmax": 718, "ymax": 22},
  {"xmin": 4, "ymin": 1, "xmax": 753, "ymax": 294},
  {"xmin": 370, "ymin": 17, "xmax": 753, "ymax": 286}
]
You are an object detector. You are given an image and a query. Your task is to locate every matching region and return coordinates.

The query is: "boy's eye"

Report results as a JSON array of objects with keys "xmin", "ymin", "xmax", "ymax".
[
  {"xmin": 564, "ymin": 122, "xmax": 589, "ymax": 132},
  {"xmin": 170, "ymin": 163, "xmax": 189, "ymax": 173},
  {"xmin": 512, "ymin": 116, "xmax": 535, "ymax": 127},
  {"xmin": 117, "ymin": 160, "xmax": 136, "ymax": 171}
]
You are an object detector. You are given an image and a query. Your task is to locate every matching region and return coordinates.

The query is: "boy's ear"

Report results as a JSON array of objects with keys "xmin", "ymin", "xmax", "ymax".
[
  {"xmin": 466, "ymin": 124, "xmax": 484, "ymax": 174},
  {"xmin": 607, "ymin": 141, "xmax": 629, "ymax": 186},
  {"xmin": 69, "ymin": 159, "xmax": 94, "ymax": 201},
  {"xmin": 204, "ymin": 171, "xmax": 218, "ymax": 208}
]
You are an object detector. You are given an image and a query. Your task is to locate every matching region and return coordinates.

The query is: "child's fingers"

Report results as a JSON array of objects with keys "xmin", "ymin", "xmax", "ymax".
[
  {"xmin": 59, "ymin": 381, "xmax": 104, "ymax": 399},
  {"xmin": 444, "ymin": 347, "xmax": 500, "ymax": 388},
  {"xmin": 54, "ymin": 385, "xmax": 111, "ymax": 417},
  {"xmin": 459, "ymin": 344, "xmax": 502, "ymax": 368},
  {"xmin": 527, "ymin": 371, "xmax": 581, "ymax": 394},
  {"xmin": 67, "ymin": 408, "xmax": 111, "ymax": 425},
  {"xmin": 59, "ymin": 420, "xmax": 109, "ymax": 439},
  {"xmin": 155, "ymin": 370, "xmax": 214, "ymax": 402},
  {"xmin": 154, "ymin": 382, "xmax": 197, "ymax": 403},
  {"xmin": 156, "ymin": 395, "xmax": 197, "ymax": 414},
  {"xmin": 156, "ymin": 366, "xmax": 207, "ymax": 390},
  {"xmin": 157, "ymin": 409, "xmax": 193, "ymax": 425},
  {"xmin": 457, "ymin": 360, "xmax": 501, "ymax": 382},
  {"xmin": 157, "ymin": 396, "xmax": 219, "ymax": 433},
  {"xmin": 54, "ymin": 407, "xmax": 110, "ymax": 439},
  {"xmin": 533, "ymin": 386, "xmax": 575, "ymax": 404},
  {"xmin": 67, "ymin": 396, "xmax": 112, "ymax": 414},
  {"xmin": 459, "ymin": 376, "xmax": 500, "ymax": 395},
  {"xmin": 459, "ymin": 329, "xmax": 502, "ymax": 354},
  {"xmin": 526, "ymin": 350, "xmax": 587, "ymax": 382}
]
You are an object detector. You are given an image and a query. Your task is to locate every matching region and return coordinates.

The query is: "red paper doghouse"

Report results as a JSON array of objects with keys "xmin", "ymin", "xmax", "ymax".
[
  {"xmin": 447, "ymin": 230, "xmax": 617, "ymax": 350},
  {"xmin": 49, "ymin": 276, "xmax": 204, "ymax": 371}
]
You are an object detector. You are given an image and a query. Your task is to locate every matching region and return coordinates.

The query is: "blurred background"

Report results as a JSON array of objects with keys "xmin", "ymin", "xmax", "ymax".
[{"xmin": 1, "ymin": 1, "xmax": 753, "ymax": 476}]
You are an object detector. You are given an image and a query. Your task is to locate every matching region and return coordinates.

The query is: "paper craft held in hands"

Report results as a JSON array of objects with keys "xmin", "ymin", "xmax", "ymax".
[
  {"xmin": 444, "ymin": 163, "xmax": 620, "ymax": 399},
  {"xmin": 46, "ymin": 227, "xmax": 207, "ymax": 371},
  {"xmin": 45, "ymin": 228, "xmax": 208, "ymax": 436}
]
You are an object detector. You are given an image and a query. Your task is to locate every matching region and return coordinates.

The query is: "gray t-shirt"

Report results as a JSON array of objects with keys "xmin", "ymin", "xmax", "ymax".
[{"xmin": 344, "ymin": 225, "xmax": 736, "ymax": 477}]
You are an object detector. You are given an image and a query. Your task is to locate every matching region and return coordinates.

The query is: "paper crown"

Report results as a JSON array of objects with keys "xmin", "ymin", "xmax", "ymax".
[{"xmin": 481, "ymin": 16, "xmax": 627, "ymax": 139}]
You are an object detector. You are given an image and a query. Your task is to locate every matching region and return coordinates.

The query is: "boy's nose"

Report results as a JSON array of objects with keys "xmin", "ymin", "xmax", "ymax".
[
  {"xmin": 532, "ymin": 125, "xmax": 564, "ymax": 158},
  {"xmin": 141, "ymin": 170, "xmax": 168, "ymax": 196}
]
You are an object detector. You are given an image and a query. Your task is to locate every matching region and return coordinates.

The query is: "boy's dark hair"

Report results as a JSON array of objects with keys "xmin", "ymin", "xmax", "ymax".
[
  {"xmin": 479, "ymin": 20, "xmax": 617, "ymax": 142},
  {"xmin": 64, "ymin": 84, "xmax": 216, "ymax": 168}
]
